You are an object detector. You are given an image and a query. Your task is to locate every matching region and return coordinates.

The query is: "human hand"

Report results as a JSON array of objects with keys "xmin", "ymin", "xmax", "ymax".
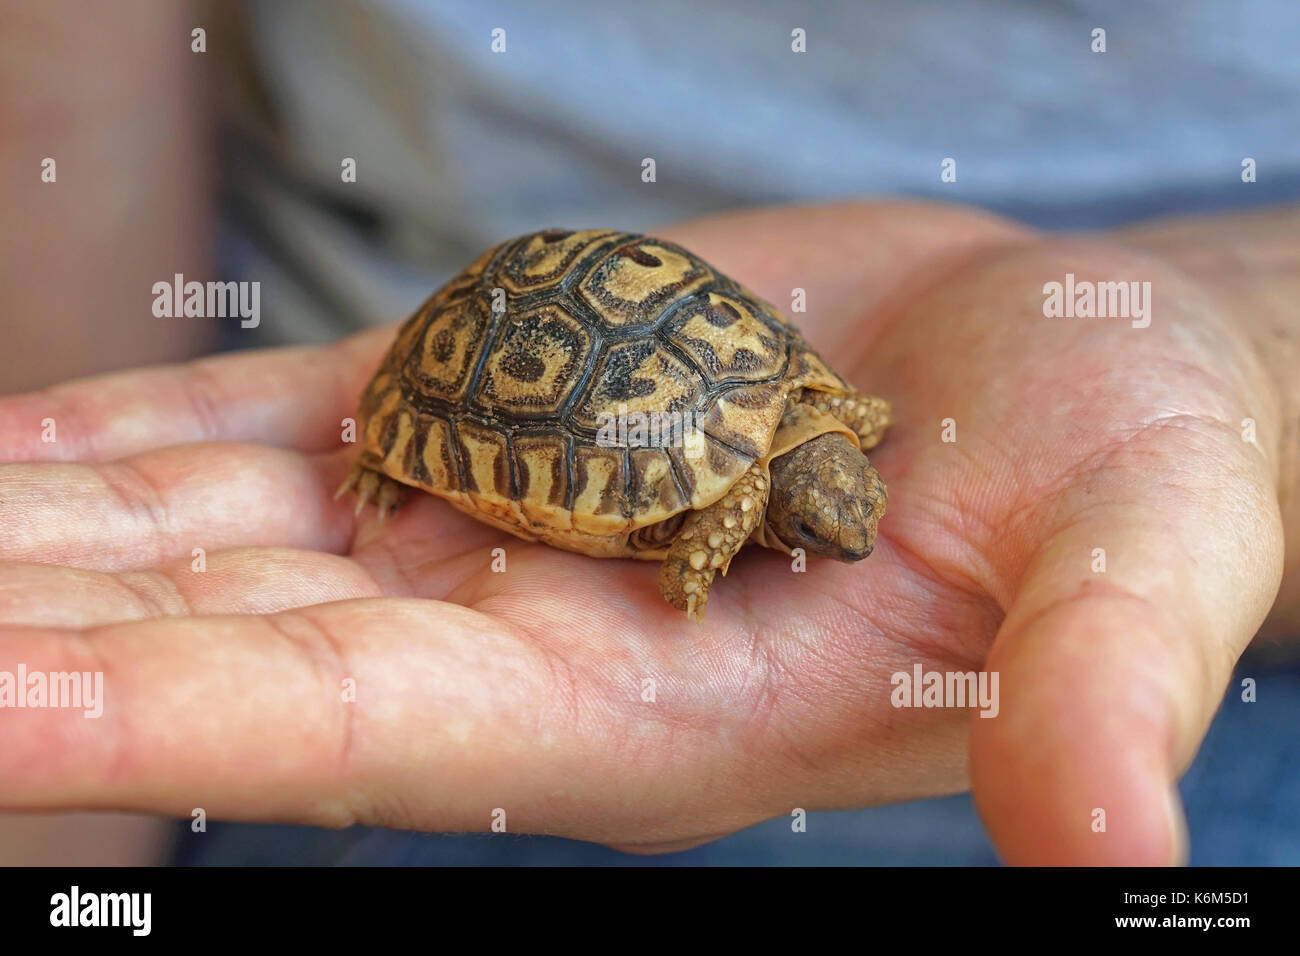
[{"xmin": 2, "ymin": 202, "xmax": 1294, "ymax": 862}]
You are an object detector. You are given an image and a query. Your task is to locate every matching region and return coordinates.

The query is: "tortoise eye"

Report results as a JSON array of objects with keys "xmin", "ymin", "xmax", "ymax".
[{"xmin": 793, "ymin": 518, "xmax": 816, "ymax": 542}]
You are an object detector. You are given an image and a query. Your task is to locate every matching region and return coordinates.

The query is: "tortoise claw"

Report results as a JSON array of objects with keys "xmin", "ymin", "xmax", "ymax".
[
  {"xmin": 334, "ymin": 463, "xmax": 361, "ymax": 500},
  {"xmin": 339, "ymin": 462, "xmax": 407, "ymax": 522},
  {"xmin": 376, "ymin": 478, "xmax": 407, "ymax": 523}
]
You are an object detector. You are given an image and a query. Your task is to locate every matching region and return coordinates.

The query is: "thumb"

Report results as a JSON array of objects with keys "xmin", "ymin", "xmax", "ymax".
[{"xmin": 970, "ymin": 417, "xmax": 1282, "ymax": 865}]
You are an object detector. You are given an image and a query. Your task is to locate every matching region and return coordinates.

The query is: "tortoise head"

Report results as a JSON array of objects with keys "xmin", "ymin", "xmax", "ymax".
[{"xmin": 765, "ymin": 433, "xmax": 886, "ymax": 561}]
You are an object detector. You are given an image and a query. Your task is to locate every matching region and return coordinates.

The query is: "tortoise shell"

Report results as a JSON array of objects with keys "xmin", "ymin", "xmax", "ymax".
[{"xmin": 356, "ymin": 229, "xmax": 853, "ymax": 557}]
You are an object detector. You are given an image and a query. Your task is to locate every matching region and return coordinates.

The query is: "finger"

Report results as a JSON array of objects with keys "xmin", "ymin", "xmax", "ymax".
[
  {"xmin": 0, "ymin": 482, "xmax": 527, "ymax": 628},
  {"xmin": 970, "ymin": 417, "xmax": 1283, "ymax": 865},
  {"xmin": 0, "ymin": 599, "xmax": 615, "ymax": 835},
  {"xmin": 0, "ymin": 550, "xmax": 383, "ymax": 628},
  {"xmin": 0, "ymin": 443, "xmax": 355, "ymax": 571},
  {"xmin": 1, "ymin": 203, "xmax": 1024, "ymax": 466},
  {"xmin": 661, "ymin": 200, "xmax": 1030, "ymax": 355},
  {"xmin": 0, "ymin": 204, "xmax": 1022, "ymax": 466},
  {"xmin": 0, "ymin": 324, "xmax": 395, "ymax": 463}
]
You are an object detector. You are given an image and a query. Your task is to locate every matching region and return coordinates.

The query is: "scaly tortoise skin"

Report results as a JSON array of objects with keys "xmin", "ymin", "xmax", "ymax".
[{"xmin": 342, "ymin": 229, "xmax": 891, "ymax": 619}]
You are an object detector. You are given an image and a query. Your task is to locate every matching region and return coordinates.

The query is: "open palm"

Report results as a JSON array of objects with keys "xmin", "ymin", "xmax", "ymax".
[{"xmin": 1, "ymin": 202, "xmax": 1285, "ymax": 864}]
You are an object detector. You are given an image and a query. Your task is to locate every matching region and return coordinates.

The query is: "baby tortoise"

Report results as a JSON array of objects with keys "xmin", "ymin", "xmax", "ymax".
[{"xmin": 341, "ymin": 229, "xmax": 890, "ymax": 620}]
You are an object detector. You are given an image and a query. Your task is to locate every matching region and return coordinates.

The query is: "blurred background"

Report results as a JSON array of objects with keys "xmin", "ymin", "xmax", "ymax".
[{"xmin": 1, "ymin": 0, "xmax": 1297, "ymax": 864}]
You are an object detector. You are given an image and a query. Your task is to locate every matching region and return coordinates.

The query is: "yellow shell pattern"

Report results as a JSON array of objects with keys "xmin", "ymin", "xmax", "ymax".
[{"xmin": 357, "ymin": 229, "xmax": 851, "ymax": 557}]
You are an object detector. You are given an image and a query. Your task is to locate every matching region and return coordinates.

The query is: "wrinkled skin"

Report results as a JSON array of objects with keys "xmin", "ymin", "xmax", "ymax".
[
  {"xmin": 767, "ymin": 432, "xmax": 887, "ymax": 561},
  {"xmin": 1, "ymin": 201, "xmax": 1297, "ymax": 864}
]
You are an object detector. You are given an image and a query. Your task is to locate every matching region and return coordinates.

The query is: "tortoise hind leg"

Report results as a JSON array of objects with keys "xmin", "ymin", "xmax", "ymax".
[
  {"xmin": 336, "ymin": 458, "xmax": 408, "ymax": 522},
  {"xmin": 658, "ymin": 460, "xmax": 769, "ymax": 622},
  {"xmin": 799, "ymin": 389, "xmax": 891, "ymax": 451}
]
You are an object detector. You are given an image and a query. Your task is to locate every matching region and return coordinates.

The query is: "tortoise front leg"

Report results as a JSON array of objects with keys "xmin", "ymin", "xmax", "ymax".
[
  {"xmin": 799, "ymin": 389, "xmax": 892, "ymax": 451},
  {"xmin": 658, "ymin": 460, "xmax": 769, "ymax": 622},
  {"xmin": 336, "ymin": 457, "xmax": 408, "ymax": 522}
]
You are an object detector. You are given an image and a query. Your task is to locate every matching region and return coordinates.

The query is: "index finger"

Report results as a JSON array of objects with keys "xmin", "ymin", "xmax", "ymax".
[
  {"xmin": 0, "ymin": 324, "xmax": 396, "ymax": 464},
  {"xmin": 661, "ymin": 200, "xmax": 1029, "ymax": 357},
  {"xmin": 3, "ymin": 202, "xmax": 1025, "ymax": 465}
]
